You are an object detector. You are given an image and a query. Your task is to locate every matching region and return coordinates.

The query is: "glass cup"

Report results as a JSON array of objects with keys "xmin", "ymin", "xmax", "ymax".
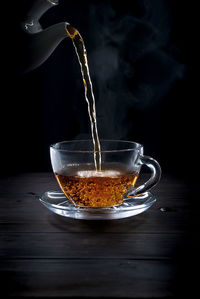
[{"xmin": 50, "ymin": 140, "xmax": 161, "ymax": 208}]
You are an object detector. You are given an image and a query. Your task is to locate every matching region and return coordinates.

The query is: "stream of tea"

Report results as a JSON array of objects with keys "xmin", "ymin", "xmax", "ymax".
[{"xmin": 66, "ymin": 24, "xmax": 101, "ymax": 171}]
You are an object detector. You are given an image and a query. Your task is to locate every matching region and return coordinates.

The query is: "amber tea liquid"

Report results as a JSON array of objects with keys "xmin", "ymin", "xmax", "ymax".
[
  {"xmin": 56, "ymin": 165, "xmax": 138, "ymax": 207},
  {"xmin": 66, "ymin": 24, "xmax": 101, "ymax": 171},
  {"xmin": 62, "ymin": 25, "xmax": 138, "ymax": 207}
]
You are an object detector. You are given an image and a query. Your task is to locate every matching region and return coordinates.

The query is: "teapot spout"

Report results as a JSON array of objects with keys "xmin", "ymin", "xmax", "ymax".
[{"xmin": 22, "ymin": 22, "xmax": 69, "ymax": 73}]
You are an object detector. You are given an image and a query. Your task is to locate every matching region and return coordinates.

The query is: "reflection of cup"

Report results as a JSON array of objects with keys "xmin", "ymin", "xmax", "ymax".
[{"xmin": 50, "ymin": 140, "xmax": 161, "ymax": 208}]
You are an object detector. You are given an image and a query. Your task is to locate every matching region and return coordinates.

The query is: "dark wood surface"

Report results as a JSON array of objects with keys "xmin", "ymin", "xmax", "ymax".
[{"xmin": 0, "ymin": 173, "xmax": 199, "ymax": 298}]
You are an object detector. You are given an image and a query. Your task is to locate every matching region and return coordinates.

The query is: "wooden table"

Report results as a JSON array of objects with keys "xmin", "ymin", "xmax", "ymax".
[{"xmin": 0, "ymin": 173, "xmax": 199, "ymax": 298}]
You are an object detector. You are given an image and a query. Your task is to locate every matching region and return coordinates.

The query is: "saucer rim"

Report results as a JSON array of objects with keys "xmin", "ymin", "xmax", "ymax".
[{"xmin": 39, "ymin": 190, "xmax": 156, "ymax": 213}]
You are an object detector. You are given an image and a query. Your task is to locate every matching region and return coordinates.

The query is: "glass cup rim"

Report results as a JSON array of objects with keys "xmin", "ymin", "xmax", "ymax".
[{"xmin": 50, "ymin": 139, "xmax": 143, "ymax": 153}]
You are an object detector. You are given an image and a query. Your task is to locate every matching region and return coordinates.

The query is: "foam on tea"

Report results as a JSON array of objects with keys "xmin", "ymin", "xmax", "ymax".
[
  {"xmin": 56, "ymin": 165, "xmax": 138, "ymax": 207},
  {"xmin": 66, "ymin": 24, "xmax": 101, "ymax": 171},
  {"xmin": 76, "ymin": 169, "xmax": 122, "ymax": 178}
]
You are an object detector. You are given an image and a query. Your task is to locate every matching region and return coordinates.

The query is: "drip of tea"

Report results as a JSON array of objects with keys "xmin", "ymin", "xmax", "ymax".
[{"xmin": 66, "ymin": 24, "xmax": 101, "ymax": 171}]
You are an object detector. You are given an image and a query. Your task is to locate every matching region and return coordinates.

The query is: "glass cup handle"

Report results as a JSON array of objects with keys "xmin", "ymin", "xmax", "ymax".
[{"xmin": 125, "ymin": 155, "xmax": 162, "ymax": 198}]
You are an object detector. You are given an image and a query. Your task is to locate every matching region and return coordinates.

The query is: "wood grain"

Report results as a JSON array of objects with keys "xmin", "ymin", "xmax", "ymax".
[
  {"xmin": 0, "ymin": 259, "xmax": 177, "ymax": 298},
  {"xmin": 0, "ymin": 232, "xmax": 190, "ymax": 259},
  {"xmin": 0, "ymin": 173, "xmax": 198, "ymax": 298}
]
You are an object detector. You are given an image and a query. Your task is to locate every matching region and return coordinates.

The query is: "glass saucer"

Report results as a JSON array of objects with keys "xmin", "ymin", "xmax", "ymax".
[{"xmin": 39, "ymin": 191, "xmax": 156, "ymax": 220}]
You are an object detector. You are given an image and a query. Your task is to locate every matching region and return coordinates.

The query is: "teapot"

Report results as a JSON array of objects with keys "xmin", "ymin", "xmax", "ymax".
[{"xmin": 19, "ymin": 0, "xmax": 69, "ymax": 73}]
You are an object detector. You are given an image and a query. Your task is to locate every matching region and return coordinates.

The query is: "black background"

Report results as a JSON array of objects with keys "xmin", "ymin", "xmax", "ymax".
[
  {"xmin": 1, "ymin": 0, "xmax": 198, "ymax": 181},
  {"xmin": 1, "ymin": 2, "xmax": 200, "ymax": 296}
]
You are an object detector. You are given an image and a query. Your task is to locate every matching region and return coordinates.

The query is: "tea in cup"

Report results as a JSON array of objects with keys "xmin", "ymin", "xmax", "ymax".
[{"xmin": 50, "ymin": 140, "xmax": 161, "ymax": 208}]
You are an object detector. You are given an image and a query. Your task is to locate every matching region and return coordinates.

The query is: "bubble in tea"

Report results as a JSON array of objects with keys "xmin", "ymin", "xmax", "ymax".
[{"xmin": 56, "ymin": 164, "xmax": 138, "ymax": 207}]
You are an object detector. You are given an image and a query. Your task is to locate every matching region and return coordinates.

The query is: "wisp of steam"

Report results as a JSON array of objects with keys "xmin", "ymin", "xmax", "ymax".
[{"xmin": 75, "ymin": 0, "xmax": 185, "ymax": 140}]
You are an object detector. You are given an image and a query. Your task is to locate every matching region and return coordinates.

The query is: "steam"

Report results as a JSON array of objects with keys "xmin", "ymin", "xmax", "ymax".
[{"xmin": 81, "ymin": 0, "xmax": 185, "ymax": 139}]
